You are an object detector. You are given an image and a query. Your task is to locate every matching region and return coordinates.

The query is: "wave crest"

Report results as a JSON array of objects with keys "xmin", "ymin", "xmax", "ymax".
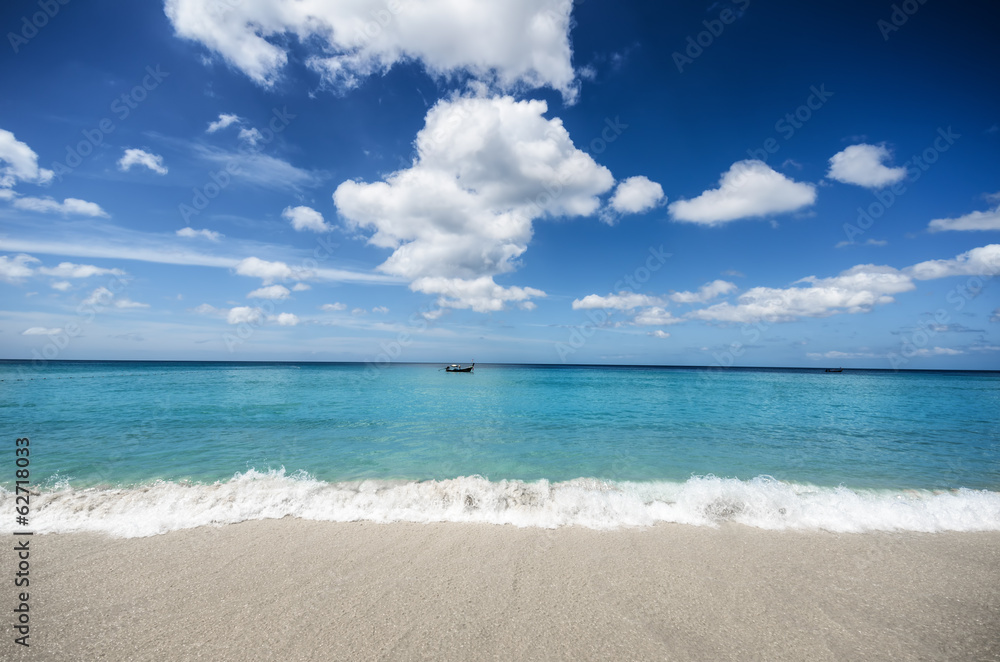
[{"xmin": 3, "ymin": 470, "xmax": 999, "ymax": 538}]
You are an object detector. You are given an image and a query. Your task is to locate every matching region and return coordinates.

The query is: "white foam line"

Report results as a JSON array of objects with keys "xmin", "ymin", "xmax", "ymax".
[{"xmin": 2, "ymin": 470, "xmax": 998, "ymax": 538}]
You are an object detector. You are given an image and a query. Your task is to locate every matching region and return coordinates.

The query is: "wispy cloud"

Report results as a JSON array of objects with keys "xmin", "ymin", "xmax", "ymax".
[
  {"xmin": 12, "ymin": 196, "xmax": 108, "ymax": 217},
  {"xmin": 21, "ymin": 326, "xmax": 63, "ymax": 335},
  {"xmin": 1, "ymin": 224, "xmax": 400, "ymax": 284},
  {"xmin": 928, "ymin": 202, "xmax": 1000, "ymax": 232},
  {"xmin": 206, "ymin": 113, "xmax": 242, "ymax": 133},
  {"xmin": 176, "ymin": 227, "xmax": 222, "ymax": 241},
  {"xmin": 37, "ymin": 262, "xmax": 125, "ymax": 278},
  {"xmin": 82, "ymin": 286, "xmax": 149, "ymax": 309},
  {"xmin": 835, "ymin": 238, "xmax": 889, "ymax": 248},
  {"xmin": 247, "ymin": 284, "xmax": 291, "ymax": 300},
  {"xmin": 669, "ymin": 280, "xmax": 736, "ymax": 304},
  {"xmin": 807, "ymin": 350, "xmax": 881, "ymax": 360},
  {"xmin": 193, "ymin": 144, "xmax": 325, "ymax": 192}
]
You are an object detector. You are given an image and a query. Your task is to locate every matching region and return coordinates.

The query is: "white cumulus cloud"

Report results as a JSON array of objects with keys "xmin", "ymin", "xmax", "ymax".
[
  {"xmin": 118, "ymin": 148, "xmax": 168, "ymax": 175},
  {"xmin": 689, "ymin": 265, "xmax": 915, "ymax": 323},
  {"xmin": 411, "ymin": 276, "xmax": 546, "ymax": 313},
  {"xmin": 906, "ymin": 244, "xmax": 1000, "ymax": 280},
  {"xmin": 282, "ymin": 205, "xmax": 331, "ymax": 233},
  {"xmin": 827, "ymin": 144, "xmax": 906, "ymax": 188},
  {"xmin": 227, "ymin": 306, "xmax": 263, "ymax": 325},
  {"xmin": 269, "ymin": 312, "xmax": 299, "ymax": 326},
  {"xmin": 320, "ymin": 303, "xmax": 346, "ymax": 312},
  {"xmin": 680, "ymin": 244, "xmax": 1000, "ymax": 326},
  {"xmin": 0, "ymin": 254, "xmax": 40, "ymax": 283},
  {"xmin": 334, "ymin": 95, "xmax": 613, "ymax": 311},
  {"xmin": 0, "ymin": 128, "xmax": 54, "ymax": 188},
  {"xmin": 235, "ymin": 257, "xmax": 306, "ymax": 284},
  {"xmin": 572, "ymin": 292, "xmax": 663, "ymax": 310},
  {"xmin": 608, "ymin": 176, "xmax": 665, "ymax": 215},
  {"xmin": 668, "ymin": 160, "xmax": 816, "ymax": 225},
  {"xmin": 165, "ymin": 0, "xmax": 579, "ymax": 101},
  {"xmin": 633, "ymin": 307, "xmax": 683, "ymax": 326}
]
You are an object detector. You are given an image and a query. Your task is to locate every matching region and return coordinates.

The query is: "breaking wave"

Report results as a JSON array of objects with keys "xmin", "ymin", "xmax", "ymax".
[{"xmin": 3, "ymin": 469, "xmax": 999, "ymax": 538}]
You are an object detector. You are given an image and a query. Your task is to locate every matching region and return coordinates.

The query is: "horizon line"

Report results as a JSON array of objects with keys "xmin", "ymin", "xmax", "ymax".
[{"xmin": 1, "ymin": 358, "xmax": 996, "ymax": 374}]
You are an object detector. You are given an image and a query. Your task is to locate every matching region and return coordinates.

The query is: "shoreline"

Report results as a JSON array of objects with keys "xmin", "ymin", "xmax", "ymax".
[
  {"xmin": 10, "ymin": 473, "xmax": 1000, "ymax": 536},
  {"xmin": 17, "ymin": 520, "xmax": 1000, "ymax": 661}
]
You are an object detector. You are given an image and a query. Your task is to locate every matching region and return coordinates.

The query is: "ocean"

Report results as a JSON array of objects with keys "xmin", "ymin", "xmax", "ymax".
[{"xmin": 2, "ymin": 360, "xmax": 998, "ymax": 537}]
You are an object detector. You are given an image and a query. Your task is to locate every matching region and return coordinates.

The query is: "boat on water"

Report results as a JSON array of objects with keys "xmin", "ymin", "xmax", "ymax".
[
  {"xmin": 824, "ymin": 367, "xmax": 843, "ymax": 373},
  {"xmin": 445, "ymin": 362, "xmax": 474, "ymax": 373}
]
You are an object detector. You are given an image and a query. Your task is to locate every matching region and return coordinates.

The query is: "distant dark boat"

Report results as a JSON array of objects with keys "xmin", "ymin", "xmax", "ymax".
[
  {"xmin": 824, "ymin": 368, "xmax": 843, "ymax": 373},
  {"xmin": 445, "ymin": 362, "xmax": 474, "ymax": 373}
]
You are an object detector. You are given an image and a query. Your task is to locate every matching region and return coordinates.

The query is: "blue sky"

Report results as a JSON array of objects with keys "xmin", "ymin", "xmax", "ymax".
[{"xmin": 1, "ymin": 0, "xmax": 998, "ymax": 368}]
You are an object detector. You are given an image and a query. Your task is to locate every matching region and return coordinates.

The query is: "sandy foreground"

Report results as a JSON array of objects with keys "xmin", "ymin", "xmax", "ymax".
[{"xmin": 6, "ymin": 520, "xmax": 999, "ymax": 661}]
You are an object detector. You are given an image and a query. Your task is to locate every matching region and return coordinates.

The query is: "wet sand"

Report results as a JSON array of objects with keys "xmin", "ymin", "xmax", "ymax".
[{"xmin": 15, "ymin": 521, "xmax": 1000, "ymax": 661}]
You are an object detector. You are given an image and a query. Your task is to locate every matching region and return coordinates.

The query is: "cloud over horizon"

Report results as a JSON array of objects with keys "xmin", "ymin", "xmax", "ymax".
[{"xmin": 334, "ymin": 95, "xmax": 616, "ymax": 311}]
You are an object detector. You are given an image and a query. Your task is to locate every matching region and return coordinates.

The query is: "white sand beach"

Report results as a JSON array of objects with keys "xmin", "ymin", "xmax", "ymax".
[{"xmin": 16, "ymin": 521, "xmax": 1000, "ymax": 661}]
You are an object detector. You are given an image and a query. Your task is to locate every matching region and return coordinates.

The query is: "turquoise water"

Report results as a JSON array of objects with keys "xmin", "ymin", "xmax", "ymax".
[{"xmin": 2, "ymin": 361, "xmax": 999, "ymax": 535}]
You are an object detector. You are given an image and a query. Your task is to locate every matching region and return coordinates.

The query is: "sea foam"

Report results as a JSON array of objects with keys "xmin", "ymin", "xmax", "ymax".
[{"xmin": 3, "ymin": 469, "xmax": 999, "ymax": 538}]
